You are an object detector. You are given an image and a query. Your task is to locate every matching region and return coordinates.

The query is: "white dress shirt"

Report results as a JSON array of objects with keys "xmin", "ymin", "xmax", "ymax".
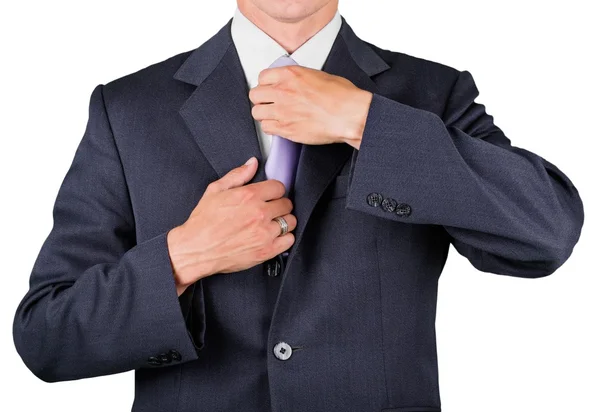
[{"xmin": 230, "ymin": 7, "xmax": 342, "ymax": 159}]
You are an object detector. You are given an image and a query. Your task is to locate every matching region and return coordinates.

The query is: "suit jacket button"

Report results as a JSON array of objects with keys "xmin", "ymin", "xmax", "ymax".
[
  {"xmin": 366, "ymin": 192, "xmax": 383, "ymax": 207},
  {"xmin": 395, "ymin": 203, "xmax": 412, "ymax": 217},
  {"xmin": 147, "ymin": 356, "xmax": 162, "ymax": 366},
  {"xmin": 158, "ymin": 352, "xmax": 171, "ymax": 363},
  {"xmin": 381, "ymin": 197, "xmax": 397, "ymax": 212},
  {"xmin": 168, "ymin": 349, "xmax": 182, "ymax": 362},
  {"xmin": 273, "ymin": 342, "xmax": 293, "ymax": 360}
]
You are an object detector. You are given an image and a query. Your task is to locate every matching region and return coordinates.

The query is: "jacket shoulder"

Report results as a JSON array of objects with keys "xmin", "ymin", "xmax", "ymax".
[
  {"xmin": 363, "ymin": 41, "xmax": 463, "ymax": 115},
  {"xmin": 367, "ymin": 40, "xmax": 461, "ymax": 80},
  {"xmin": 100, "ymin": 49, "xmax": 195, "ymax": 105},
  {"xmin": 97, "ymin": 48, "xmax": 198, "ymax": 132}
]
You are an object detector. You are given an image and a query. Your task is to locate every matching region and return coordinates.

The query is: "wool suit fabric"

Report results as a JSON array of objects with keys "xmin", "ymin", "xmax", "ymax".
[{"xmin": 13, "ymin": 15, "xmax": 584, "ymax": 412}]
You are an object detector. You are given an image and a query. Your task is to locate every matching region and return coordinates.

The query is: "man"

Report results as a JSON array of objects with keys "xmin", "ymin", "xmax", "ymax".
[{"xmin": 13, "ymin": 0, "xmax": 584, "ymax": 411}]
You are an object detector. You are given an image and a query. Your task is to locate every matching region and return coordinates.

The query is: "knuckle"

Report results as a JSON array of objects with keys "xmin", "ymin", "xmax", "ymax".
[
  {"xmin": 262, "ymin": 120, "xmax": 277, "ymax": 135},
  {"xmin": 257, "ymin": 70, "xmax": 267, "ymax": 83},
  {"xmin": 273, "ymin": 81, "xmax": 291, "ymax": 95},
  {"xmin": 252, "ymin": 207, "xmax": 266, "ymax": 223},
  {"xmin": 250, "ymin": 225, "xmax": 270, "ymax": 243},
  {"xmin": 284, "ymin": 65, "xmax": 297, "ymax": 75},
  {"xmin": 255, "ymin": 247, "xmax": 272, "ymax": 262},
  {"xmin": 229, "ymin": 186, "xmax": 251, "ymax": 203},
  {"xmin": 273, "ymin": 88, "xmax": 286, "ymax": 101},
  {"xmin": 277, "ymin": 118, "xmax": 290, "ymax": 129},
  {"xmin": 274, "ymin": 180, "xmax": 286, "ymax": 196},
  {"xmin": 287, "ymin": 67, "xmax": 302, "ymax": 82},
  {"xmin": 238, "ymin": 186, "xmax": 254, "ymax": 200},
  {"xmin": 288, "ymin": 214, "xmax": 297, "ymax": 226},
  {"xmin": 270, "ymin": 105, "xmax": 280, "ymax": 118},
  {"xmin": 272, "ymin": 79, "xmax": 285, "ymax": 89},
  {"xmin": 206, "ymin": 181, "xmax": 219, "ymax": 192}
]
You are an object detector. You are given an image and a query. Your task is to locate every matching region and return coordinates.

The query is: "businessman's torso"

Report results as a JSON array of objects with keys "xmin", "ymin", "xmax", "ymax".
[{"xmin": 102, "ymin": 17, "xmax": 457, "ymax": 412}]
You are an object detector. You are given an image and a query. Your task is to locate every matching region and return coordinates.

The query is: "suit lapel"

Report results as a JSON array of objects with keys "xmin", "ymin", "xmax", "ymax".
[
  {"xmin": 174, "ymin": 19, "xmax": 267, "ymax": 184},
  {"xmin": 173, "ymin": 15, "xmax": 391, "ymax": 278}
]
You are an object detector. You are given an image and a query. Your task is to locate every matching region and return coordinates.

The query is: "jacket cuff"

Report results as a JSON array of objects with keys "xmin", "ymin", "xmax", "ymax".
[
  {"xmin": 346, "ymin": 92, "xmax": 441, "ymax": 223},
  {"xmin": 132, "ymin": 231, "xmax": 205, "ymax": 368}
]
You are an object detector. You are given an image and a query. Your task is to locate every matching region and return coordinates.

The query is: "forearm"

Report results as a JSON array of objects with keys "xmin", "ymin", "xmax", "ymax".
[
  {"xmin": 345, "ymin": 72, "xmax": 584, "ymax": 276},
  {"xmin": 13, "ymin": 231, "xmax": 204, "ymax": 382}
]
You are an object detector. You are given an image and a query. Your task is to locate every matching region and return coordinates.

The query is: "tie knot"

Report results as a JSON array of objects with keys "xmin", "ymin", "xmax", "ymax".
[{"xmin": 268, "ymin": 54, "xmax": 298, "ymax": 69}]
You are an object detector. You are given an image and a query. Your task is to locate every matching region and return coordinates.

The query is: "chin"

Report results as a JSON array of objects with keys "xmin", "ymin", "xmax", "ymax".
[{"xmin": 252, "ymin": 0, "xmax": 333, "ymax": 23}]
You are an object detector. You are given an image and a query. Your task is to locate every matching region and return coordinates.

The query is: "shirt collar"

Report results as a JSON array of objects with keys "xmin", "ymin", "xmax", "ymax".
[{"xmin": 231, "ymin": 7, "xmax": 342, "ymax": 89}]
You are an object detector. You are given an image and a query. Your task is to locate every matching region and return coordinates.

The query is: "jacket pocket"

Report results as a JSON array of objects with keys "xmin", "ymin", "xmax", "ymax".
[{"xmin": 327, "ymin": 173, "xmax": 349, "ymax": 199}]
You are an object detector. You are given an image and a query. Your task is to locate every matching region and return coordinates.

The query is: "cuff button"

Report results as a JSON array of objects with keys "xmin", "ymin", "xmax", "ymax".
[
  {"xmin": 366, "ymin": 192, "xmax": 383, "ymax": 207},
  {"xmin": 395, "ymin": 203, "xmax": 412, "ymax": 217},
  {"xmin": 147, "ymin": 356, "xmax": 162, "ymax": 366},
  {"xmin": 158, "ymin": 352, "xmax": 171, "ymax": 363},
  {"xmin": 168, "ymin": 349, "xmax": 182, "ymax": 362},
  {"xmin": 381, "ymin": 198, "xmax": 397, "ymax": 212}
]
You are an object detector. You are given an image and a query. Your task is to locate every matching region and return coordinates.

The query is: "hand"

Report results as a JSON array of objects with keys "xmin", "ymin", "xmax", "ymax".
[
  {"xmin": 166, "ymin": 157, "xmax": 297, "ymax": 296},
  {"xmin": 249, "ymin": 66, "xmax": 373, "ymax": 149}
]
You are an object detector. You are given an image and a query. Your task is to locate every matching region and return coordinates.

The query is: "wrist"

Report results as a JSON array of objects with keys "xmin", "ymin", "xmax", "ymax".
[
  {"xmin": 343, "ymin": 89, "xmax": 372, "ymax": 149},
  {"xmin": 167, "ymin": 225, "xmax": 213, "ymax": 289}
]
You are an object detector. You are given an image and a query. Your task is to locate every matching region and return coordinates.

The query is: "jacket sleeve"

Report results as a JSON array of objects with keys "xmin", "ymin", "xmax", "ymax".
[
  {"xmin": 12, "ymin": 84, "xmax": 206, "ymax": 383},
  {"xmin": 346, "ymin": 70, "xmax": 584, "ymax": 278}
]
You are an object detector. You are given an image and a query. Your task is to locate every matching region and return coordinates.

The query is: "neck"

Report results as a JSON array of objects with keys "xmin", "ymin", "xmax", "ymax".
[{"xmin": 236, "ymin": 2, "xmax": 338, "ymax": 54}]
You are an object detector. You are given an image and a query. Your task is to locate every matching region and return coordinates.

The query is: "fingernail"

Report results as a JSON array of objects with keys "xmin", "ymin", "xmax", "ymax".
[{"xmin": 245, "ymin": 156, "xmax": 256, "ymax": 165}]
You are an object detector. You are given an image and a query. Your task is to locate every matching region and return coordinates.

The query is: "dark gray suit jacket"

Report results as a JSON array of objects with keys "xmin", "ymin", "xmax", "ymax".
[{"xmin": 13, "ymin": 15, "xmax": 584, "ymax": 412}]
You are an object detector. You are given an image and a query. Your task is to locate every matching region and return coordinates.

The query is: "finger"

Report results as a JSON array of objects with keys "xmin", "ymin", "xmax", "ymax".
[
  {"xmin": 267, "ymin": 213, "xmax": 297, "ymax": 238},
  {"xmin": 271, "ymin": 232, "xmax": 295, "ymax": 254},
  {"xmin": 249, "ymin": 85, "xmax": 279, "ymax": 105},
  {"xmin": 257, "ymin": 66, "xmax": 291, "ymax": 85},
  {"xmin": 264, "ymin": 197, "xmax": 294, "ymax": 220},
  {"xmin": 245, "ymin": 178, "xmax": 286, "ymax": 201},
  {"xmin": 260, "ymin": 120, "xmax": 283, "ymax": 136},
  {"xmin": 251, "ymin": 103, "xmax": 278, "ymax": 121},
  {"xmin": 208, "ymin": 156, "xmax": 257, "ymax": 192}
]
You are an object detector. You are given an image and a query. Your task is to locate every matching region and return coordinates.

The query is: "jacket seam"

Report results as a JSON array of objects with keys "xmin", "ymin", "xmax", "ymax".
[
  {"xmin": 440, "ymin": 70, "xmax": 462, "ymax": 125},
  {"xmin": 98, "ymin": 84, "xmax": 137, "ymax": 237},
  {"xmin": 374, "ymin": 233, "xmax": 390, "ymax": 407}
]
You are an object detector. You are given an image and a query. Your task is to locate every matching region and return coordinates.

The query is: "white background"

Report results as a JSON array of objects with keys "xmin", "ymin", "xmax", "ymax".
[{"xmin": 1, "ymin": 1, "xmax": 598, "ymax": 411}]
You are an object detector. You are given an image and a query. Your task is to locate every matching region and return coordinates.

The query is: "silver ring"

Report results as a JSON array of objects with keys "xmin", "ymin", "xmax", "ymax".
[{"xmin": 273, "ymin": 216, "xmax": 288, "ymax": 236}]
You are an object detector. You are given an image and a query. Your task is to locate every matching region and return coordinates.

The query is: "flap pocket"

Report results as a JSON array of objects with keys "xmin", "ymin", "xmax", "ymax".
[{"xmin": 327, "ymin": 174, "xmax": 350, "ymax": 199}]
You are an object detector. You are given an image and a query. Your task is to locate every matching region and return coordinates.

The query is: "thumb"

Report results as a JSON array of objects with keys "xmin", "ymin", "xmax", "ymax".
[{"xmin": 211, "ymin": 156, "xmax": 258, "ymax": 192}]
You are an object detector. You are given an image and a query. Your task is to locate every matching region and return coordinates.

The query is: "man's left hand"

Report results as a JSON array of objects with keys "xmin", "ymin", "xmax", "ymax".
[{"xmin": 249, "ymin": 66, "xmax": 373, "ymax": 150}]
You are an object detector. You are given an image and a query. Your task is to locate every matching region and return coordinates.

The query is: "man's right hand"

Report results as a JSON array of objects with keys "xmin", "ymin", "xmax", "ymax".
[{"xmin": 166, "ymin": 156, "xmax": 297, "ymax": 296}]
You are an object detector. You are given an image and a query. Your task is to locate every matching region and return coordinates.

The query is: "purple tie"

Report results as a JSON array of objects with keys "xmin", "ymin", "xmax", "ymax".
[{"xmin": 264, "ymin": 55, "xmax": 302, "ymax": 198}]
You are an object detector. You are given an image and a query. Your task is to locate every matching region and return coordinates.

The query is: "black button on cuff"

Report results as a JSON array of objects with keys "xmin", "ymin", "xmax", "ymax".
[
  {"xmin": 395, "ymin": 203, "xmax": 412, "ymax": 217},
  {"xmin": 366, "ymin": 192, "xmax": 383, "ymax": 207},
  {"xmin": 381, "ymin": 197, "xmax": 397, "ymax": 212},
  {"xmin": 169, "ymin": 349, "xmax": 182, "ymax": 362},
  {"xmin": 158, "ymin": 352, "xmax": 172, "ymax": 364},
  {"xmin": 147, "ymin": 356, "xmax": 161, "ymax": 366}
]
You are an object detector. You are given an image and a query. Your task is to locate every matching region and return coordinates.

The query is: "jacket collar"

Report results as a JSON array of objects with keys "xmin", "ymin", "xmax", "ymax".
[{"xmin": 174, "ymin": 16, "xmax": 389, "ymax": 86}]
